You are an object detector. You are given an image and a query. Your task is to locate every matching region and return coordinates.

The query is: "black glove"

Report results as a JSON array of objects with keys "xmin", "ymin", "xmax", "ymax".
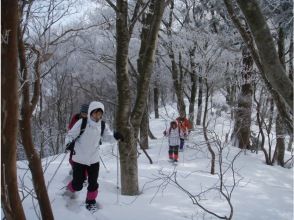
[
  {"xmin": 65, "ymin": 141, "xmax": 75, "ymax": 152},
  {"xmin": 114, "ymin": 131, "xmax": 124, "ymax": 142}
]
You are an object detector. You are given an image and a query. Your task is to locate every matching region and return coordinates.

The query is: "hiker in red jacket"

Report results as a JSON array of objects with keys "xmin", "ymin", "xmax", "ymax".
[{"xmin": 176, "ymin": 113, "xmax": 192, "ymax": 151}]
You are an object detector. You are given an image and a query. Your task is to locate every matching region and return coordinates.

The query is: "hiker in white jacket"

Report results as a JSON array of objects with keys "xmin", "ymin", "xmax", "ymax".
[
  {"xmin": 64, "ymin": 101, "xmax": 123, "ymax": 211},
  {"xmin": 163, "ymin": 121, "xmax": 181, "ymax": 162}
]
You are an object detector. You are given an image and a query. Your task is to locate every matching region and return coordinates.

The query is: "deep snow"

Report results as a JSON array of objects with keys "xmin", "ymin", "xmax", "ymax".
[{"xmin": 16, "ymin": 102, "xmax": 293, "ymax": 220}]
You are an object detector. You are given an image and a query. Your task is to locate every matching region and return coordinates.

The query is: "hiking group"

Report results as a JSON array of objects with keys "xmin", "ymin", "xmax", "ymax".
[
  {"xmin": 62, "ymin": 100, "xmax": 191, "ymax": 212},
  {"xmin": 163, "ymin": 113, "xmax": 192, "ymax": 162},
  {"xmin": 63, "ymin": 101, "xmax": 123, "ymax": 212}
]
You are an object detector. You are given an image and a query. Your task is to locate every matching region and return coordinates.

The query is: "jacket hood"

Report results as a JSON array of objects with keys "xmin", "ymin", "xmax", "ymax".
[{"xmin": 88, "ymin": 101, "xmax": 104, "ymax": 118}]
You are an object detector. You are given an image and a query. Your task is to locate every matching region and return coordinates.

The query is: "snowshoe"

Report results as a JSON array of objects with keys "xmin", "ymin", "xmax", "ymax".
[
  {"xmin": 62, "ymin": 188, "xmax": 76, "ymax": 199},
  {"xmin": 86, "ymin": 202, "xmax": 101, "ymax": 213}
]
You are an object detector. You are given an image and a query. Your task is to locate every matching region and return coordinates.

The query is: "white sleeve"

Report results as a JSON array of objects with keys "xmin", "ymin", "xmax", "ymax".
[{"xmin": 65, "ymin": 119, "xmax": 82, "ymax": 145}]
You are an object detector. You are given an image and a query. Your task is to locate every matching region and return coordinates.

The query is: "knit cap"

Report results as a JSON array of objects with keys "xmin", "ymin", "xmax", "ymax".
[{"xmin": 80, "ymin": 104, "xmax": 89, "ymax": 113}]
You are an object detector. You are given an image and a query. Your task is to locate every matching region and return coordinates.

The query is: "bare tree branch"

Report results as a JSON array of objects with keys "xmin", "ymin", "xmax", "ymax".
[{"xmin": 105, "ymin": 0, "xmax": 118, "ymax": 12}]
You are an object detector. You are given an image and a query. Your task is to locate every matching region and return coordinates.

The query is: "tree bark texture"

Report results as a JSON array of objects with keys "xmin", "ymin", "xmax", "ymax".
[
  {"xmin": 254, "ymin": 88, "xmax": 270, "ymax": 165},
  {"xmin": 275, "ymin": 115, "xmax": 285, "ymax": 166},
  {"xmin": 131, "ymin": 0, "xmax": 166, "ymax": 136},
  {"xmin": 289, "ymin": 28, "xmax": 293, "ymax": 81},
  {"xmin": 166, "ymin": 0, "xmax": 186, "ymax": 117},
  {"xmin": 115, "ymin": 0, "xmax": 138, "ymax": 195},
  {"xmin": 140, "ymin": 105, "xmax": 149, "ymax": 149},
  {"xmin": 236, "ymin": 0, "xmax": 293, "ymax": 109},
  {"xmin": 196, "ymin": 76, "xmax": 203, "ymax": 125},
  {"xmin": 203, "ymin": 79, "xmax": 215, "ymax": 175},
  {"xmin": 232, "ymin": 47, "xmax": 253, "ymax": 149},
  {"xmin": 224, "ymin": 0, "xmax": 293, "ymax": 133},
  {"xmin": 116, "ymin": 0, "xmax": 165, "ymax": 195},
  {"xmin": 188, "ymin": 45, "xmax": 197, "ymax": 129},
  {"xmin": 1, "ymin": 1, "xmax": 27, "ymax": 219},
  {"xmin": 274, "ymin": 25, "xmax": 286, "ymax": 166},
  {"xmin": 154, "ymin": 86, "xmax": 159, "ymax": 118}
]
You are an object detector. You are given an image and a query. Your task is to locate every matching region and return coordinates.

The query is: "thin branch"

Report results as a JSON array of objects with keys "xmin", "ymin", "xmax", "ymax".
[
  {"xmin": 129, "ymin": 0, "xmax": 151, "ymax": 35},
  {"xmin": 49, "ymin": 22, "xmax": 108, "ymax": 46},
  {"xmin": 105, "ymin": 0, "xmax": 118, "ymax": 12}
]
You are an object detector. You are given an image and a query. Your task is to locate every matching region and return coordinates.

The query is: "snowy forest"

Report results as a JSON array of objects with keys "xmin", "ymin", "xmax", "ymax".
[{"xmin": 1, "ymin": 0, "xmax": 293, "ymax": 219}]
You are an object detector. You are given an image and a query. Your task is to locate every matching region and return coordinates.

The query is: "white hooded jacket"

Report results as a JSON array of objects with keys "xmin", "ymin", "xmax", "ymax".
[
  {"xmin": 165, "ymin": 127, "xmax": 181, "ymax": 146},
  {"xmin": 65, "ymin": 101, "xmax": 115, "ymax": 165}
]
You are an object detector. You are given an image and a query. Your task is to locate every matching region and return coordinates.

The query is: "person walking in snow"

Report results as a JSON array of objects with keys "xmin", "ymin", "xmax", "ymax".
[
  {"xmin": 64, "ymin": 101, "xmax": 123, "ymax": 211},
  {"xmin": 163, "ymin": 121, "xmax": 181, "ymax": 162},
  {"xmin": 176, "ymin": 113, "xmax": 191, "ymax": 151}
]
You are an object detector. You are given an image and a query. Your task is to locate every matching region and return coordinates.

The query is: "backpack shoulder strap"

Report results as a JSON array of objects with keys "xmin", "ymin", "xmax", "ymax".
[
  {"xmin": 71, "ymin": 118, "xmax": 87, "ymax": 145},
  {"xmin": 99, "ymin": 120, "xmax": 106, "ymax": 145},
  {"xmin": 79, "ymin": 118, "xmax": 87, "ymax": 136},
  {"xmin": 101, "ymin": 120, "xmax": 105, "ymax": 136}
]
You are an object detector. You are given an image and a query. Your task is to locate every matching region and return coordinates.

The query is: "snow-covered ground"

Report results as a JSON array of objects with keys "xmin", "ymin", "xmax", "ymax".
[{"xmin": 17, "ymin": 101, "xmax": 293, "ymax": 220}]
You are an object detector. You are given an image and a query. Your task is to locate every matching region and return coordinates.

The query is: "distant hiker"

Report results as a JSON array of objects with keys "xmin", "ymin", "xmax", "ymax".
[
  {"xmin": 176, "ymin": 114, "xmax": 191, "ymax": 151},
  {"xmin": 63, "ymin": 101, "xmax": 123, "ymax": 211},
  {"xmin": 68, "ymin": 104, "xmax": 89, "ymax": 130},
  {"xmin": 163, "ymin": 121, "xmax": 181, "ymax": 162},
  {"xmin": 68, "ymin": 104, "xmax": 89, "ymax": 171}
]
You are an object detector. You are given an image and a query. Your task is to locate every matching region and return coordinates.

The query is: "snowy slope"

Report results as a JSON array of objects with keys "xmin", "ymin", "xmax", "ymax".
[{"xmin": 17, "ymin": 102, "xmax": 293, "ymax": 220}]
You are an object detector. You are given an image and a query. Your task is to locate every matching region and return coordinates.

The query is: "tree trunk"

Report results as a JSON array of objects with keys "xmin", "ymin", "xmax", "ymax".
[
  {"xmin": 196, "ymin": 76, "xmax": 203, "ymax": 125},
  {"xmin": 254, "ymin": 88, "xmax": 270, "ymax": 165},
  {"xmin": 289, "ymin": 25, "xmax": 293, "ymax": 82},
  {"xmin": 154, "ymin": 86, "xmax": 159, "ymax": 118},
  {"xmin": 266, "ymin": 98, "xmax": 274, "ymax": 161},
  {"xmin": 115, "ymin": 0, "xmax": 165, "ymax": 195},
  {"xmin": 274, "ymin": 25, "xmax": 286, "ymax": 166},
  {"xmin": 188, "ymin": 45, "xmax": 197, "ymax": 129},
  {"xmin": 203, "ymin": 79, "xmax": 215, "ymax": 175},
  {"xmin": 287, "ymin": 23, "xmax": 293, "ymax": 151},
  {"xmin": 1, "ymin": 1, "xmax": 27, "ymax": 219},
  {"xmin": 131, "ymin": 0, "xmax": 166, "ymax": 136},
  {"xmin": 140, "ymin": 105, "xmax": 149, "ymax": 149},
  {"xmin": 166, "ymin": 1, "xmax": 186, "ymax": 117},
  {"xmin": 115, "ymin": 0, "xmax": 138, "ymax": 195},
  {"xmin": 18, "ymin": 23, "xmax": 54, "ymax": 219},
  {"xmin": 232, "ymin": 46, "xmax": 253, "ymax": 149},
  {"xmin": 287, "ymin": 134, "xmax": 293, "ymax": 152},
  {"xmin": 236, "ymin": 0, "xmax": 293, "ymax": 109},
  {"xmin": 224, "ymin": 0, "xmax": 293, "ymax": 132},
  {"xmin": 275, "ymin": 115, "xmax": 285, "ymax": 166}
]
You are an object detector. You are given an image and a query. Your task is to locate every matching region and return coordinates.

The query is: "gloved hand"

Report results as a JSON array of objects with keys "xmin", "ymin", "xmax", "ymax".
[
  {"xmin": 163, "ymin": 131, "xmax": 167, "ymax": 136},
  {"xmin": 114, "ymin": 131, "xmax": 124, "ymax": 142},
  {"xmin": 65, "ymin": 141, "xmax": 75, "ymax": 152}
]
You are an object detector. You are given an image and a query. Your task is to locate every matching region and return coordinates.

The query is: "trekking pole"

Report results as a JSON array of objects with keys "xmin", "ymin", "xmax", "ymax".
[
  {"xmin": 47, "ymin": 151, "xmax": 69, "ymax": 189},
  {"xmin": 99, "ymin": 155, "xmax": 109, "ymax": 173},
  {"xmin": 158, "ymin": 121, "xmax": 168, "ymax": 164},
  {"xmin": 182, "ymin": 144, "xmax": 185, "ymax": 165},
  {"xmin": 157, "ymin": 136, "xmax": 165, "ymax": 164},
  {"xmin": 116, "ymin": 141, "xmax": 120, "ymax": 204}
]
